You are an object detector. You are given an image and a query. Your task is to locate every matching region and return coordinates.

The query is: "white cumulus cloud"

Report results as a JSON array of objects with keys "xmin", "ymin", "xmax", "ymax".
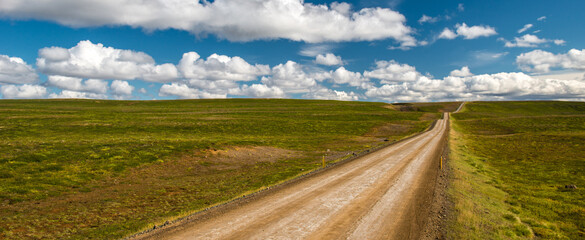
[
  {"xmin": 159, "ymin": 83, "xmax": 227, "ymax": 99},
  {"xmin": 503, "ymin": 34, "xmax": 551, "ymax": 48},
  {"xmin": 303, "ymin": 88, "xmax": 359, "ymax": 101},
  {"xmin": 185, "ymin": 79, "xmax": 239, "ymax": 94},
  {"xmin": 111, "ymin": 80, "xmax": 135, "ymax": 98},
  {"xmin": 37, "ymin": 40, "xmax": 179, "ymax": 82},
  {"xmin": 231, "ymin": 84, "xmax": 285, "ymax": 98},
  {"xmin": 454, "ymin": 23, "xmax": 497, "ymax": 39},
  {"xmin": 0, "ymin": 0, "xmax": 416, "ymax": 44},
  {"xmin": 0, "ymin": 55, "xmax": 38, "ymax": 84},
  {"xmin": 261, "ymin": 61, "xmax": 317, "ymax": 93},
  {"xmin": 364, "ymin": 60, "xmax": 421, "ymax": 83},
  {"xmin": 365, "ymin": 71, "xmax": 585, "ymax": 102},
  {"xmin": 314, "ymin": 53, "xmax": 344, "ymax": 66},
  {"xmin": 365, "ymin": 84, "xmax": 424, "ymax": 102},
  {"xmin": 360, "ymin": 59, "xmax": 585, "ymax": 102},
  {"xmin": 516, "ymin": 49, "xmax": 585, "ymax": 73},
  {"xmin": 438, "ymin": 23, "xmax": 497, "ymax": 40},
  {"xmin": 49, "ymin": 90, "xmax": 108, "ymax": 99},
  {"xmin": 178, "ymin": 52, "xmax": 270, "ymax": 81},
  {"xmin": 1, "ymin": 84, "xmax": 47, "ymax": 99},
  {"xmin": 438, "ymin": 28, "xmax": 457, "ymax": 40},
  {"xmin": 450, "ymin": 66, "xmax": 473, "ymax": 77},
  {"xmin": 330, "ymin": 67, "xmax": 372, "ymax": 89},
  {"xmin": 46, "ymin": 75, "xmax": 108, "ymax": 94}
]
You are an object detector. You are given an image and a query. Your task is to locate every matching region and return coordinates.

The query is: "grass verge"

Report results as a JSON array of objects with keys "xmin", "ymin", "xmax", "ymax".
[{"xmin": 448, "ymin": 101, "xmax": 585, "ymax": 239}]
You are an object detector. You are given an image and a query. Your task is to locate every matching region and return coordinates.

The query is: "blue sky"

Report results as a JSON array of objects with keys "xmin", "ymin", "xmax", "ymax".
[{"xmin": 0, "ymin": 0, "xmax": 584, "ymax": 102}]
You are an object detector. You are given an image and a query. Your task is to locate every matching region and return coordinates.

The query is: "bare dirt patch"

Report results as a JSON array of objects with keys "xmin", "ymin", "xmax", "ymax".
[
  {"xmin": 420, "ymin": 113, "xmax": 438, "ymax": 121},
  {"xmin": 124, "ymin": 146, "xmax": 304, "ymax": 180},
  {"xmin": 381, "ymin": 104, "xmax": 398, "ymax": 110},
  {"xmin": 0, "ymin": 146, "xmax": 306, "ymax": 239},
  {"xmin": 186, "ymin": 146, "xmax": 303, "ymax": 170},
  {"xmin": 200, "ymin": 146, "xmax": 299, "ymax": 164},
  {"xmin": 365, "ymin": 123, "xmax": 412, "ymax": 137}
]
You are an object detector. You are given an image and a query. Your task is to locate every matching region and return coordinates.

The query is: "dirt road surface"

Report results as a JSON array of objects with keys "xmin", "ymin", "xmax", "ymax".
[{"xmin": 137, "ymin": 113, "xmax": 449, "ymax": 240}]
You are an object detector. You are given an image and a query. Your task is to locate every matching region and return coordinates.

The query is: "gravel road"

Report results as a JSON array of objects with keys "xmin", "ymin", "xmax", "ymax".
[{"xmin": 137, "ymin": 113, "xmax": 449, "ymax": 240}]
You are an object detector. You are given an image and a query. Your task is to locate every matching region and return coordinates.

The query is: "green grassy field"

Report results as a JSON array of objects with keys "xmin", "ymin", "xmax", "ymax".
[
  {"xmin": 0, "ymin": 99, "xmax": 457, "ymax": 239},
  {"xmin": 449, "ymin": 101, "xmax": 585, "ymax": 239}
]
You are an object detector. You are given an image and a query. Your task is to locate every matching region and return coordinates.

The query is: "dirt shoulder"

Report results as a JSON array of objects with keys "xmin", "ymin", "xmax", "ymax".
[{"xmin": 420, "ymin": 121, "xmax": 451, "ymax": 240}]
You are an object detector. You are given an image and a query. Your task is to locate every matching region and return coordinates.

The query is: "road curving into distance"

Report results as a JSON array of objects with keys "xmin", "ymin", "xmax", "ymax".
[{"xmin": 136, "ymin": 113, "xmax": 450, "ymax": 240}]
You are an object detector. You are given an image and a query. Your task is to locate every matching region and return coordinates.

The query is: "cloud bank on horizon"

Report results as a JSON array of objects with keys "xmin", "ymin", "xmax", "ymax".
[{"xmin": 0, "ymin": 0, "xmax": 584, "ymax": 102}]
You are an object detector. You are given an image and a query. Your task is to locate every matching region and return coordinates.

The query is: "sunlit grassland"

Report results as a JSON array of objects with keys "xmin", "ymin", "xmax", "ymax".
[
  {"xmin": 0, "ymin": 99, "xmax": 456, "ymax": 239},
  {"xmin": 448, "ymin": 101, "xmax": 585, "ymax": 239}
]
